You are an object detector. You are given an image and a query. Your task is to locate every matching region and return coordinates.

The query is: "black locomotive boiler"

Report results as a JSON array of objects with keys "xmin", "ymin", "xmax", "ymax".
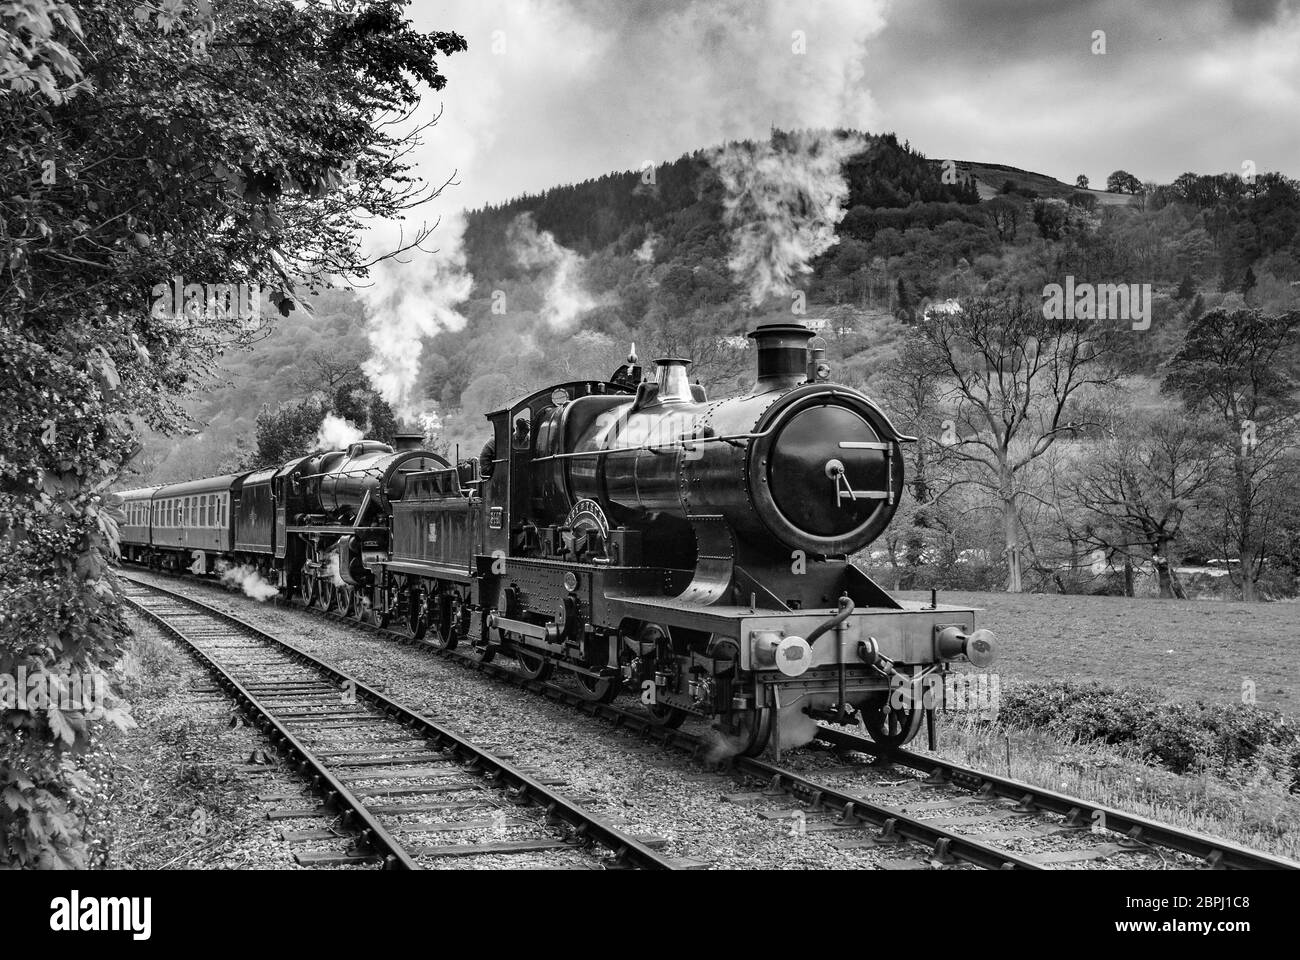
[{"xmin": 118, "ymin": 321, "xmax": 995, "ymax": 756}]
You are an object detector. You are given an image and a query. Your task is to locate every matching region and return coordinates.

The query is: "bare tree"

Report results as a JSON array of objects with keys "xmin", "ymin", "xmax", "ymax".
[
  {"xmin": 916, "ymin": 295, "xmax": 1119, "ymax": 591},
  {"xmin": 292, "ymin": 350, "xmax": 365, "ymax": 395},
  {"xmin": 1066, "ymin": 408, "xmax": 1217, "ymax": 598}
]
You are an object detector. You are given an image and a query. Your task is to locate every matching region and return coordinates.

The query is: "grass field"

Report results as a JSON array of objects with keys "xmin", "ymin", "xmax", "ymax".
[{"xmin": 898, "ymin": 590, "xmax": 1300, "ymax": 716}]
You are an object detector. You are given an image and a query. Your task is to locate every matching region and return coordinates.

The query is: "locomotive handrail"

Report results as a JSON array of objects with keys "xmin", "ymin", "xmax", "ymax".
[
  {"xmin": 530, "ymin": 422, "xmax": 784, "ymax": 463},
  {"xmin": 295, "ymin": 465, "xmax": 387, "ymax": 481}
]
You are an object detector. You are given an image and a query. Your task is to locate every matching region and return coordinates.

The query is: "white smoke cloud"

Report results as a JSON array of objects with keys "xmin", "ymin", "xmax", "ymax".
[
  {"xmin": 507, "ymin": 212, "xmax": 607, "ymax": 330},
  {"xmin": 218, "ymin": 562, "xmax": 280, "ymax": 602},
  {"xmin": 634, "ymin": 235, "xmax": 656, "ymax": 263},
  {"xmin": 711, "ymin": 131, "xmax": 865, "ymax": 305},
  {"xmin": 315, "ymin": 413, "xmax": 364, "ymax": 451},
  {"xmin": 406, "ymin": 2, "xmax": 888, "ymax": 211},
  {"xmin": 352, "ymin": 1, "xmax": 887, "ymax": 408},
  {"xmin": 358, "ymin": 213, "xmax": 474, "ymax": 422}
]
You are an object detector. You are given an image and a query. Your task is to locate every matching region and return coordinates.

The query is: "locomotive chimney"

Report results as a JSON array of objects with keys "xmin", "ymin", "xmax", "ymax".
[
  {"xmin": 747, "ymin": 321, "xmax": 815, "ymax": 395},
  {"xmin": 391, "ymin": 430, "xmax": 425, "ymax": 452}
]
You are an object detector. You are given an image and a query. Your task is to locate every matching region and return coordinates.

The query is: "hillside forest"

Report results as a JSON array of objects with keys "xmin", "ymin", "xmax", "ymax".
[{"xmin": 133, "ymin": 131, "xmax": 1300, "ymax": 601}]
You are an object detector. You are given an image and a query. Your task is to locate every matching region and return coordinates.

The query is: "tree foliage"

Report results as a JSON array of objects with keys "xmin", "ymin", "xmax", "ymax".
[{"xmin": 0, "ymin": 0, "xmax": 463, "ymax": 867}]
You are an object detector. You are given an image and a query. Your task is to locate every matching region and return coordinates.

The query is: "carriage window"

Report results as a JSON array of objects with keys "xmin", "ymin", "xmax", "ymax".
[{"xmin": 203, "ymin": 495, "xmax": 210, "ymax": 527}]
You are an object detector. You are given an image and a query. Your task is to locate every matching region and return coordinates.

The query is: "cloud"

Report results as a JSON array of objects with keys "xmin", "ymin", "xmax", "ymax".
[
  {"xmin": 406, "ymin": 0, "xmax": 889, "ymax": 213},
  {"xmin": 867, "ymin": 0, "xmax": 1300, "ymax": 184}
]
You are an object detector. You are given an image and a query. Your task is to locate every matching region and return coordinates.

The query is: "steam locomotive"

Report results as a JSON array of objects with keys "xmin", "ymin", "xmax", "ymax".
[{"xmin": 118, "ymin": 321, "xmax": 995, "ymax": 755}]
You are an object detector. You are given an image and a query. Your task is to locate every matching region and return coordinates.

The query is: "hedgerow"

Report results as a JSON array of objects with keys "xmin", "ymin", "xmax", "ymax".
[{"xmin": 995, "ymin": 679, "xmax": 1300, "ymax": 786}]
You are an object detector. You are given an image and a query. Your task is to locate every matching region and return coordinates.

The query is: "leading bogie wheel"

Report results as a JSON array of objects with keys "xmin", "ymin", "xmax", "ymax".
[
  {"xmin": 713, "ymin": 707, "xmax": 773, "ymax": 757},
  {"xmin": 862, "ymin": 694, "xmax": 925, "ymax": 751},
  {"xmin": 647, "ymin": 702, "xmax": 688, "ymax": 729},
  {"xmin": 573, "ymin": 672, "xmax": 619, "ymax": 703}
]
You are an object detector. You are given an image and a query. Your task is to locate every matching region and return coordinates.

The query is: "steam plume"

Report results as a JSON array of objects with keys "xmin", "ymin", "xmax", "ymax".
[
  {"xmin": 359, "ymin": 213, "xmax": 474, "ymax": 421},
  {"xmin": 507, "ymin": 213, "xmax": 605, "ymax": 330},
  {"xmin": 315, "ymin": 413, "xmax": 364, "ymax": 451},
  {"xmin": 710, "ymin": 130, "xmax": 865, "ymax": 305}
]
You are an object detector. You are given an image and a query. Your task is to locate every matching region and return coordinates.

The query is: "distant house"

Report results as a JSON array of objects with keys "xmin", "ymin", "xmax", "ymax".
[
  {"xmin": 801, "ymin": 317, "xmax": 859, "ymax": 337},
  {"xmin": 922, "ymin": 298, "xmax": 963, "ymax": 321}
]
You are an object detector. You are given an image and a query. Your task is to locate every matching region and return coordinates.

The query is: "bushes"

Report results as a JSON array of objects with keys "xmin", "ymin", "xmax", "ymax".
[{"xmin": 996, "ymin": 679, "xmax": 1299, "ymax": 785}]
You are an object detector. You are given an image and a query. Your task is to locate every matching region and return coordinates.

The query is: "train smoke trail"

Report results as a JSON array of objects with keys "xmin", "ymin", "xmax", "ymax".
[
  {"xmin": 507, "ymin": 212, "xmax": 606, "ymax": 330},
  {"xmin": 710, "ymin": 130, "xmax": 865, "ymax": 306},
  {"xmin": 315, "ymin": 413, "xmax": 363, "ymax": 451},
  {"xmin": 359, "ymin": 213, "xmax": 474, "ymax": 422}
]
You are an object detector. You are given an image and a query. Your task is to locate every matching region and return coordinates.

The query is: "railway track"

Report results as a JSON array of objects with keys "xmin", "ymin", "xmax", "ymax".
[
  {"xmin": 122, "ymin": 568, "xmax": 1300, "ymax": 871},
  {"xmin": 120, "ymin": 577, "xmax": 680, "ymax": 870},
  {"xmin": 809, "ymin": 726, "xmax": 1300, "ymax": 870}
]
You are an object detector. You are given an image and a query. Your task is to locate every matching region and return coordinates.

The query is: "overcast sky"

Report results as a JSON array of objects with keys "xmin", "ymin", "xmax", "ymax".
[{"xmin": 400, "ymin": 0, "xmax": 1299, "ymax": 217}]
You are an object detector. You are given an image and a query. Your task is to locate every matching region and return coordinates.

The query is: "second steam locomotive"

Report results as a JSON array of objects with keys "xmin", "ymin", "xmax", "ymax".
[{"xmin": 118, "ymin": 321, "xmax": 995, "ymax": 755}]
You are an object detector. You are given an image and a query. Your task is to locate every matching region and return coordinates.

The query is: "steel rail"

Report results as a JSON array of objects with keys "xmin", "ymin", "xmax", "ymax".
[
  {"xmin": 125, "ymin": 567, "xmax": 1297, "ymax": 871},
  {"xmin": 132, "ymin": 574, "xmax": 1033, "ymax": 869},
  {"xmin": 121, "ymin": 575, "xmax": 678, "ymax": 870},
  {"xmin": 122, "ymin": 589, "xmax": 418, "ymax": 870},
  {"xmin": 731, "ymin": 753, "xmax": 1041, "ymax": 870},
  {"xmin": 811, "ymin": 725, "xmax": 1300, "ymax": 871}
]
